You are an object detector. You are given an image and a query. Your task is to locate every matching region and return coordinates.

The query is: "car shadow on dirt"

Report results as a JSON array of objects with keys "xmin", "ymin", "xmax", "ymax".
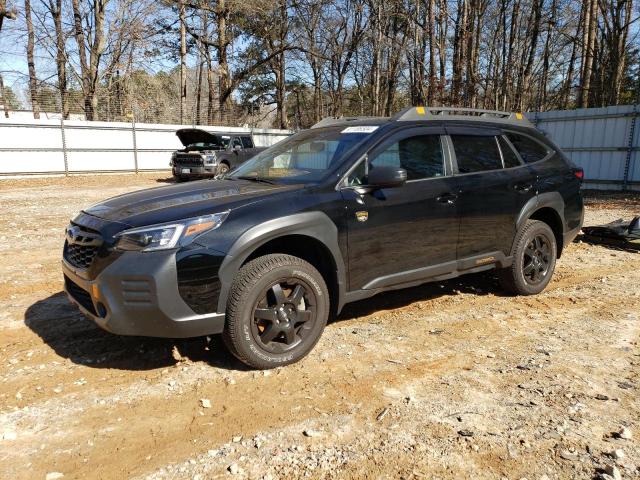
[
  {"xmin": 24, "ymin": 292, "xmax": 249, "ymax": 372},
  {"xmin": 25, "ymin": 273, "xmax": 504, "ymax": 371}
]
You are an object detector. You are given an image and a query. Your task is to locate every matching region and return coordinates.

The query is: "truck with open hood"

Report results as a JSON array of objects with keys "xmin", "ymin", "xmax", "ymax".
[{"xmin": 170, "ymin": 128, "xmax": 266, "ymax": 181}]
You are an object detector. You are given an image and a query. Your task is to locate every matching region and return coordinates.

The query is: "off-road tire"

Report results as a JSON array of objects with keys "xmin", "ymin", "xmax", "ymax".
[
  {"xmin": 499, "ymin": 220, "xmax": 557, "ymax": 295},
  {"xmin": 223, "ymin": 254, "xmax": 329, "ymax": 369}
]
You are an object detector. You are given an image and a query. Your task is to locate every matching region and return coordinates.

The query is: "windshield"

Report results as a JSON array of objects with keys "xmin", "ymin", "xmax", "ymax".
[
  {"xmin": 228, "ymin": 126, "xmax": 376, "ymax": 183},
  {"xmin": 185, "ymin": 142, "xmax": 223, "ymax": 150}
]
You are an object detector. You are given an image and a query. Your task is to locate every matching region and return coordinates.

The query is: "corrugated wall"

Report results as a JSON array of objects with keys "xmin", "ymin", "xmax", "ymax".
[{"xmin": 527, "ymin": 105, "xmax": 639, "ymax": 191}]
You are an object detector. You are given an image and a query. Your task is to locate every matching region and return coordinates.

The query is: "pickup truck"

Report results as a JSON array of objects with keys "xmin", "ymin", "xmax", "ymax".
[{"xmin": 170, "ymin": 128, "xmax": 265, "ymax": 181}]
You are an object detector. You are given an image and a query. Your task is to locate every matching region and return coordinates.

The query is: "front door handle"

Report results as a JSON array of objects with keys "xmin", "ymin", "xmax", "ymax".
[
  {"xmin": 513, "ymin": 183, "xmax": 533, "ymax": 193},
  {"xmin": 436, "ymin": 193, "xmax": 457, "ymax": 205}
]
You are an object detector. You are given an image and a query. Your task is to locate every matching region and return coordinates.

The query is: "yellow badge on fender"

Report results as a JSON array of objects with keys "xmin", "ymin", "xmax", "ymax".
[{"xmin": 355, "ymin": 211, "xmax": 368, "ymax": 222}]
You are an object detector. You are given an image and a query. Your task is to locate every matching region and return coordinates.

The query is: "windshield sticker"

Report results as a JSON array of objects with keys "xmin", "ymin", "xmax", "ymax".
[{"xmin": 341, "ymin": 126, "xmax": 379, "ymax": 134}]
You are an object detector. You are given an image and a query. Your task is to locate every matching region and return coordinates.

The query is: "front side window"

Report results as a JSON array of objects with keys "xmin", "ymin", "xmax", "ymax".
[
  {"xmin": 231, "ymin": 137, "xmax": 243, "ymax": 149},
  {"xmin": 241, "ymin": 136, "xmax": 254, "ymax": 149},
  {"xmin": 506, "ymin": 132, "xmax": 549, "ymax": 163},
  {"xmin": 347, "ymin": 134, "xmax": 444, "ymax": 185},
  {"xmin": 228, "ymin": 127, "xmax": 375, "ymax": 183},
  {"xmin": 451, "ymin": 135, "xmax": 502, "ymax": 173}
]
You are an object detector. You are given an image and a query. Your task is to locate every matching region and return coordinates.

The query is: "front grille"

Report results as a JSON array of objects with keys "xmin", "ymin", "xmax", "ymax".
[
  {"xmin": 64, "ymin": 275, "xmax": 97, "ymax": 316},
  {"xmin": 63, "ymin": 223, "xmax": 102, "ymax": 269},
  {"xmin": 64, "ymin": 241, "xmax": 99, "ymax": 269},
  {"xmin": 174, "ymin": 154, "xmax": 204, "ymax": 167}
]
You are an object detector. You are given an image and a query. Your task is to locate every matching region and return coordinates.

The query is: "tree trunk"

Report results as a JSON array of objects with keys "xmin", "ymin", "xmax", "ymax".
[
  {"xmin": 179, "ymin": 0, "xmax": 187, "ymax": 124},
  {"xmin": 49, "ymin": 0, "xmax": 68, "ymax": 119},
  {"xmin": 217, "ymin": 0, "xmax": 232, "ymax": 122},
  {"xmin": 579, "ymin": 0, "xmax": 597, "ymax": 108},
  {"xmin": 25, "ymin": 0, "xmax": 40, "ymax": 119}
]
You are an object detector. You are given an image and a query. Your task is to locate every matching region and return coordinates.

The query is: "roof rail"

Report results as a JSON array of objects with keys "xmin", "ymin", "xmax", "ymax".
[
  {"xmin": 392, "ymin": 106, "xmax": 535, "ymax": 127},
  {"xmin": 311, "ymin": 116, "xmax": 386, "ymax": 129}
]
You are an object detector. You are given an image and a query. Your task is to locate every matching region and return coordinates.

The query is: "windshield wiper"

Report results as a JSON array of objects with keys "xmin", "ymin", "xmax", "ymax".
[{"xmin": 236, "ymin": 175, "xmax": 278, "ymax": 185}]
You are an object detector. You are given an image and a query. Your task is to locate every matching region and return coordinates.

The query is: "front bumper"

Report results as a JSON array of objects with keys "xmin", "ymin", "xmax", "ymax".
[
  {"xmin": 172, "ymin": 165, "xmax": 217, "ymax": 177},
  {"xmin": 62, "ymin": 250, "xmax": 225, "ymax": 338}
]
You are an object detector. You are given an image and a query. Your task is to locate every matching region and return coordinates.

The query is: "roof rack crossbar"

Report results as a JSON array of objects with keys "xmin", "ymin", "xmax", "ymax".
[
  {"xmin": 311, "ymin": 116, "xmax": 384, "ymax": 129},
  {"xmin": 392, "ymin": 106, "xmax": 534, "ymax": 127}
]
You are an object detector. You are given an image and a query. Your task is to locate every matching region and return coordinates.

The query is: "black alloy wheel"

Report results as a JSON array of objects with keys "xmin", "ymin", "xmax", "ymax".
[
  {"xmin": 522, "ymin": 234, "xmax": 552, "ymax": 285},
  {"xmin": 251, "ymin": 279, "xmax": 318, "ymax": 353}
]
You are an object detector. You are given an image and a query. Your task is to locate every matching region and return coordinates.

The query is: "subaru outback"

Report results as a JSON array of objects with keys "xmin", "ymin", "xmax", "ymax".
[{"xmin": 62, "ymin": 107, "xmax": 584, "ymax": 369}]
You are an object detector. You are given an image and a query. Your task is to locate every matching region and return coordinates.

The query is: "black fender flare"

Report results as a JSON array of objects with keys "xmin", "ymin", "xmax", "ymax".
[
  {"xmin": 515, "ymin": 192, "xmax": 567, "ymax": 254},
  {"xmin": 216, "ymin": 212, "xmax": 347, "ymax": 314},
  {"xmin": 516, "ymin": 192, "xmax": 566, "ymax": 231}
]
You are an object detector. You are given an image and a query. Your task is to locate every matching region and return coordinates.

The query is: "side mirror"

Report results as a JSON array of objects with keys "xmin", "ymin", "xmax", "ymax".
[{"xmin": 367, "ymin": 166, "xmax": 407, "ymax": 189}]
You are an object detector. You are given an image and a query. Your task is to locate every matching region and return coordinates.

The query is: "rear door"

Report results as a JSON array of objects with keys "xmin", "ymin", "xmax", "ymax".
[
  {"xmin": 341, "ymin": 126, "xmax": 460, "ymax": 290},
  {"xmin": 240, "ymin": 136, "xmax": 258, "ymax": 159},
  {"xmin": 229, "ymin": 136, "xmax": 247, "ymax": 166},
  {"xmin": 446, "ymin": 126, "xmax": 537, "ymax": 260}
]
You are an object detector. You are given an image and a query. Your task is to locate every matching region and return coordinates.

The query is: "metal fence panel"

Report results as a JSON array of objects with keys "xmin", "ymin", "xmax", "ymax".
[
  {"xmin": 0, "ymin": 118, "xmax": 291, "ymax": 176},
  {"xmin": 528, "ymin": 105, "xmax": 639, "ymax": 190}
]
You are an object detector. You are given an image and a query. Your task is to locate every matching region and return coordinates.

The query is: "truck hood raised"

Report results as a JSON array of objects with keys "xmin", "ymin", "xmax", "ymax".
[
  {"xmin": 83, "ymin": 179, "xmax": 302, "ymax": 228},
  {"xmin": 176, "ymin": 128, "xmax": 227, "ymax": 148}
]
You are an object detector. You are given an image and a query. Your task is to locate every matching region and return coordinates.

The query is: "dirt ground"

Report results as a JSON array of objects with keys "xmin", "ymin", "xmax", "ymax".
[{"xmin": 0, "ymin": 174, "xmax": 638, "ymax": 480}]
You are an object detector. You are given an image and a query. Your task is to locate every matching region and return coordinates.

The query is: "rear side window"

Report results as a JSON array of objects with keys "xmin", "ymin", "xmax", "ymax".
[
  {"xmin": 498, "ymin": 136, "xmax": 521, "ymax": 168},
  {"xmin": 506, "ymin": 133, "xmax": 549, "ymax": 163},
  {"xmin": 451, "ymin": 135, "xmax": 502, "ymax": 173},
  {"xmin": 241, "ymin": 136, "xmax": 254, "ymax": 148},
  {"xmin": 369, "ymin": 134, "xmax": 444, "ymax": 180}
]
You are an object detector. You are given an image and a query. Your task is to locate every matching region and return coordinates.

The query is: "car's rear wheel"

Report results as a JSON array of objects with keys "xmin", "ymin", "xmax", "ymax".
[
  {"xmin": 499, "ymin": 219, "xmax": 557, "ymax": 295},
  {"xmin": 223, "ymin": 254, "xmax": 329, "ymax": 369}
]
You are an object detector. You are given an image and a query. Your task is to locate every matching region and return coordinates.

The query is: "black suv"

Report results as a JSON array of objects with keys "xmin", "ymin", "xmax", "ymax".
[{"xmin": 62, "ymin": 107, "xmax": 584, "ymax": 369}]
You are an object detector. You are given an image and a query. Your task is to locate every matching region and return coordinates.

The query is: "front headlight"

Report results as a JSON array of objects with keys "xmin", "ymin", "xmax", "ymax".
[
  {"xmin": 114, "ymin": 211, "xmax": 229, "ymax": 252},
  {"xmin": 203, "ymin": 151, "xmax": 217, "ymax": 164}
]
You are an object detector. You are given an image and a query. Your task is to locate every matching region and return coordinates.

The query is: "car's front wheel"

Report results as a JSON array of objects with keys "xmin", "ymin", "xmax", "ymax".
[
  {"xmin": 215, "ymin": 163, "xmax": 230, "ymax": 177},
  {"xmin": 499, "ymin": 219, "xmax": 557, "ymax": 295},
  {"xmin": 223, "ymin": 254, "xmax": 329, "ymax": 369}
]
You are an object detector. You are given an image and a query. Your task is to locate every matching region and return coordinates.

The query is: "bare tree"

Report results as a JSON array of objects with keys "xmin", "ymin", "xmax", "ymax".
[
  {"xmin": 0, "ymin": 0, "xmax": 17, "ymax": 32},
  {"xmin": 25, "ymin": 0, "xmax": 40, "ymax": 118}
]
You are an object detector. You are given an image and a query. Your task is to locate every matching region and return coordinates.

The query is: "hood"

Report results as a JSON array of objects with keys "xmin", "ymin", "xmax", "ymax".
[
  {"xmin": 83, "ymin": 179, "xmax": 302, "ymax": 228},
  {"xmin": 175, "ymin": 128, "xmax": 226, "ymax": 148}
]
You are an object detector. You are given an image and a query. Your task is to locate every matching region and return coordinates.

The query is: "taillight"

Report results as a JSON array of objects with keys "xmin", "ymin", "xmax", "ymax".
[{"xmin": 573, "ymin": 169, "xmax": 584, "ymax": 180}]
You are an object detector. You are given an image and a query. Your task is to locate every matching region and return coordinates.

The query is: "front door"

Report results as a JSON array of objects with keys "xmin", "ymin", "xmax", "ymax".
[{"xmin": 341, "ymin": 127, "xmax": 460, "ymax": 291}]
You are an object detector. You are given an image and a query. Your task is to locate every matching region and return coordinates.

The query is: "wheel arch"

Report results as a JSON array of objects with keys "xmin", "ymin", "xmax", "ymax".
[
  {"xmin": 216, "ymin": 212, "xmax": 346, "ymax": 315},
  {"xmin": 516, "ymin": 192, "xmax": 566, "ymax": 258}
]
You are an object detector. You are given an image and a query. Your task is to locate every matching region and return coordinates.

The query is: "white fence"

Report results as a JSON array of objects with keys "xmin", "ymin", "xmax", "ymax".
[
  {"xmin": 1, "ymin": 106, "xmax": 639, "ymax": 190},
  {"xmin": 527, "ymin": 105, "xmax": 639, "ymax": 191},
  {"xmin": 0, "ymin": 118, "xmax": 291, "ymax": 176}
]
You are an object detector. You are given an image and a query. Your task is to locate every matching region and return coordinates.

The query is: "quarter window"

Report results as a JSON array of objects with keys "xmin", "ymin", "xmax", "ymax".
[
  {"xmin": 506, "ymin": 133, "xmax": 549, "ymax": 163},
  {"xmin": 451, "ymin": 135, "xmax": 502, "ymax": 173},
  {"xmin": 498, "ymin": 136, "xmax": 521, "ymax": 168}
]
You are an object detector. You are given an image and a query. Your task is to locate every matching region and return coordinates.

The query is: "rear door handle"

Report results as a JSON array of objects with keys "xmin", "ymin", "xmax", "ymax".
[
  {"xmin": 436, "ymin": 193, "xmax": 457, "ymax": 205},
  {"xmin": 513, "ymin": 183, "xmax": 533, "ymax": 193}
]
